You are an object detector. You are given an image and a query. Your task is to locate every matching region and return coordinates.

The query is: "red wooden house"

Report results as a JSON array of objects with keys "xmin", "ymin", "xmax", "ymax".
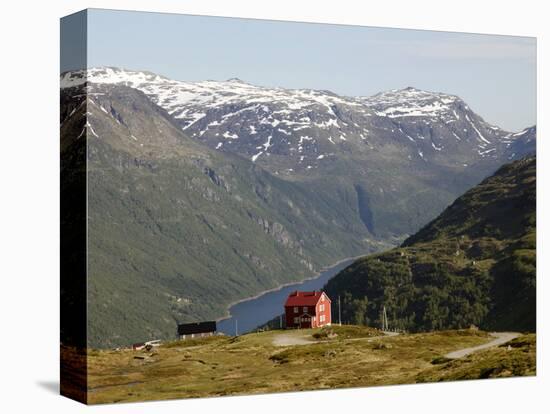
[{"xmin": 284, "ymin": 291, "xmax": 331, "ymax": 329}]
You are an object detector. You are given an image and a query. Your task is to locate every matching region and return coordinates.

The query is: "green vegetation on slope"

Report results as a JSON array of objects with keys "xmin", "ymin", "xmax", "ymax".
[{"xmin": 324, "ymin": 157, "xmax": 536, "ymax": 332}]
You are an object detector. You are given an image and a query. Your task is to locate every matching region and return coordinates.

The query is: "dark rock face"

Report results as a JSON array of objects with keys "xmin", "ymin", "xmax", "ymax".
[{"xmin": 354, "ymin": 184, "xmax": 375, "ymax": 235}]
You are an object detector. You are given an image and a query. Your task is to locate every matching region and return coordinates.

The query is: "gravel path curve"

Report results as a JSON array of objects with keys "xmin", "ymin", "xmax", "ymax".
[{"xmin": 445, "ymin": 332, "xmax": 520, "ymax": 359}]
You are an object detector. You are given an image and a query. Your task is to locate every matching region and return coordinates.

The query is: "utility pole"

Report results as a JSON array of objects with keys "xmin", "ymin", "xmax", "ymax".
[
  {"xmin": 235, "ymin": 319, "xmax": 238, "ymax": 336},
  {"xmin": 338, "ymin": 295, "xmax": 342, "ymax": 326},
  {"xmin": 279, "ymin": 314, "xmax": 282, "ymax": 330},
  {"xmin": 382, "ymin": 305, "xmax": 388, "ymax": 331}
]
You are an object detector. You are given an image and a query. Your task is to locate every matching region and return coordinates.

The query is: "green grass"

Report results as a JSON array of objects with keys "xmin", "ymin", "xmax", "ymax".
[
  {"xmin": 312, "ymin": 325, "xmax": 382, "ymax": 340},
  {"xmin": 77, "ymin": 327, "xmax": 534, "ymax": 404},
  {"xmin": 417, "ymin": 334, "xmax": 536, "ymax": 382}
]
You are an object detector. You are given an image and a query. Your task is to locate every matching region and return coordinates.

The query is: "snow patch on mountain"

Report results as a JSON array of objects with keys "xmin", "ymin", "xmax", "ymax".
[
  {"xmin": 61, "ymin": 67, "xmax": 534, "ymax": 171},
  {"xmin": 362, "ymin": 87, "xmax": 460, "ymax": 120}
]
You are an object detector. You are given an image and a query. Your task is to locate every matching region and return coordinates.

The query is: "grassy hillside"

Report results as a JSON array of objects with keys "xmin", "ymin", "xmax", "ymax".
[
  {"xmin": 73, "ymin": 327, "xmax": 533, "ymax": 404},
  {"xmin": 324, "ymin": 157, "xmax": 536, "ymax": 332},
  {"xmin": 62, "ymin": 84, "xmax": 388, "ymax": 348}
]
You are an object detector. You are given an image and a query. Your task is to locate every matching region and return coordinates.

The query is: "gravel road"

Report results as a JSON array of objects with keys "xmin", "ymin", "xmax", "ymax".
[
  {"xmin": 272, "ymin": 333, "xmax": 314, "ymax": 346},
  {"xmin": 445, "ymin": 332, "xmax": 520, "ymax": 359}
]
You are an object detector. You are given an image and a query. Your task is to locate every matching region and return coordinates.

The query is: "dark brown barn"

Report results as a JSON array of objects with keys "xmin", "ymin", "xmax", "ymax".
[{"xmin": 177, "ymin": 321, "xmax": 217, "ymax": 340}]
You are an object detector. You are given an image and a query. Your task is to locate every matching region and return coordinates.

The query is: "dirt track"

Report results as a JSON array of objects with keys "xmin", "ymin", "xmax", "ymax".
[
  {"xmin": 445, "ymin": 332, "xmax": 520, "ymax": 359},
  {"xmin": 272, "ymin": 330, "xmax": 399, "ymax": 346},
  {"xmin": 272, "ymin": 333, "xmax": 314, "ymax": 346}
]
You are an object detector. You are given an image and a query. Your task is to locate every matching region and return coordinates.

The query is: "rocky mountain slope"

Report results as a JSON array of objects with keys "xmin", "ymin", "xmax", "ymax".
[
  {"xmin": 61, "ymin": 67, "xmax": 535, "ymax": 174},
  {"xmin": 60, "ymin": 68, "xmax": 536, "ymax": 347},
  {"xmin": 324, "ymin": 157, "xmax": 536, "ymax": 332},
  {"xmin": 61, "ymin": 68, "xmax": 536, "ymax": 241},
  {"xmin": 61, "ymin": 82, "xmax": 388, "ymax": 347}
]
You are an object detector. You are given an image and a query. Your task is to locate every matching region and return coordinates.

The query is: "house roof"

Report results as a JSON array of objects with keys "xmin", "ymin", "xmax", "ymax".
[{"xmin": 284, "ymin": 291, "xmax": 330, "ymax": 307}]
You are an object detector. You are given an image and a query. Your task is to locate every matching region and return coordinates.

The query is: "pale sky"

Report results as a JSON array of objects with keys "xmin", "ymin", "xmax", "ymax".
[{"xmin": 62, "ymin": 9, "xmax": 536, "ymax": 131}]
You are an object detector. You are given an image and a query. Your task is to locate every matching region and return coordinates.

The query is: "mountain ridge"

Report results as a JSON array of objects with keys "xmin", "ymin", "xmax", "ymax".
[{"xmin": 61, "ymin": 67, "xmax": 534, "ymax": 175}]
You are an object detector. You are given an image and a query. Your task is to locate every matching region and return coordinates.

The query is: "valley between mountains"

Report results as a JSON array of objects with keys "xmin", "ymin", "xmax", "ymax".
[{"xmin": 60, "ymin": 68, "xmax": 536, "ymax": 348}]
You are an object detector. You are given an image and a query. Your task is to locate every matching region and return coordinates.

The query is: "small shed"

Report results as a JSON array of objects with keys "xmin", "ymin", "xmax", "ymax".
[{"xmin": 177, "ymin": 321, "xmax": 217, "ymax": 340}]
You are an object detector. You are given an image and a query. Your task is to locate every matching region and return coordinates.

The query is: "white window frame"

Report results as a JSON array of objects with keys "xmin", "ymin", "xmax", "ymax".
[
  {"xmin": 294, "ymin": 306, "xmax": 299, "ymax": 313},
  {"xmin": 303, "ymin": 306, "xmax": 308, "ymax": 313},
  {"xmin": 294, "ymin": 317, "xmax": 300, "ymax": 324}
]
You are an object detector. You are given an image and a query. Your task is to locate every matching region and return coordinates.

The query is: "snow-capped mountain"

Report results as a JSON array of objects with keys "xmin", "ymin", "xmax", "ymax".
[
  {"xmin": 61, "ymin": 67, "xmax": 534, "ymax": 175},
  {"xmin": 504, "ymin": 125, "xmax": 536, "ymax": 160}
]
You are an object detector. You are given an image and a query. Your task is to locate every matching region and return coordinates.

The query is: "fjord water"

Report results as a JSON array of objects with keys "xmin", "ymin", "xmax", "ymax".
[{"xmin": 217, "ymin": 258, "xmax": 355, "ymax": 335}]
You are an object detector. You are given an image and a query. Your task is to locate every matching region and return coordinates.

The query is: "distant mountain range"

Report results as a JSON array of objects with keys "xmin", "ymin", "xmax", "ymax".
[
  {"xmin": 60, "ymin": 67, "xmax": 536, "ymax": 347},
  {"xmin": 61, "ymin": 67, "xmax": 534, "ymax": 171},
  {"xmin": 325, "ymin": 157, "xmax": 536, "ymax": 332}
]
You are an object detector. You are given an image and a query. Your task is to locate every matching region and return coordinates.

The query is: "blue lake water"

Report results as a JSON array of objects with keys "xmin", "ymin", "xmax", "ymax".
[{"xmin": 216, "ymin": 258, "xmax": 355, "ymax": 335}]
